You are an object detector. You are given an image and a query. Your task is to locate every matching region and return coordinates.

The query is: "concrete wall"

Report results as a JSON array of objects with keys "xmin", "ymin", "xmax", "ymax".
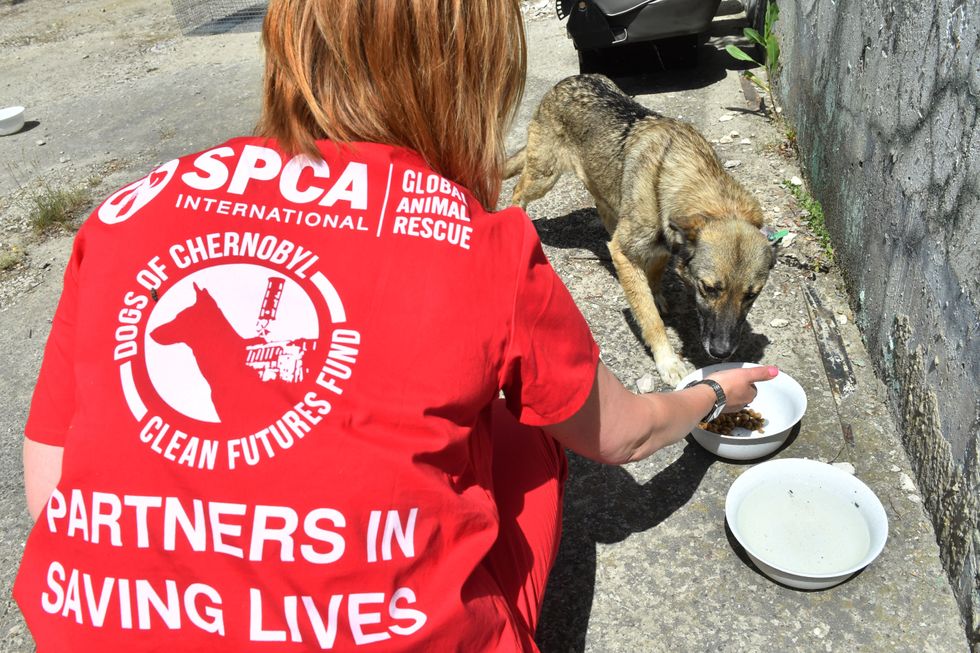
[{"xmin": 774, "ymin": 0, "xmax": 979, "ymax": 647}]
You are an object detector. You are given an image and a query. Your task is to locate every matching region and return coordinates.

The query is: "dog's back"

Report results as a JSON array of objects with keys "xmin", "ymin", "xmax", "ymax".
[{"xmin": 509, "ymin": 75, "xmax": 763, "ymax": 233}]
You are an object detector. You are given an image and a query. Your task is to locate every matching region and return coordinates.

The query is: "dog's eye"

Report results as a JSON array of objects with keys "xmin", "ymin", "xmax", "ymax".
[{"xmin": 698, "ymin": 281, "xmax": 721, "ymax": 297}]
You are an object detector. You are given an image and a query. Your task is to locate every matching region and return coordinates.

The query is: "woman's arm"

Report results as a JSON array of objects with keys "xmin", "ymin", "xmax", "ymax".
[
  {"xmin": 543, "ymin": 362, "xmax": 778, "ymax": 465},
  {"xmin": 23, "ymin": 438, "xmax": 64, "ymax": 522}
]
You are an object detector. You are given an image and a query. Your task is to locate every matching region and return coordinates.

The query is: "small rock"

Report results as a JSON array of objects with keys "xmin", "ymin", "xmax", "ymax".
[
  {"xmin": 723, "ymin": 160, "xmax": 741, "ymax": 168},
  {"xmin": 636, "ymin": 374, "xmax": 656, "ymax": 394},
  {"xmin": 780, "ymin": 232, "xmax": 796, "ymax": 247},
  {"xmin": 728, "ymin": 131, "xmax": 740, "ymax": 138},
  {"xmin": 739, "ymin": 138, "xmax": 752, "ymax": 145},
  {"xmin": 719, "ymin": 114, "xmax": 735, "ymax": 122},
  {"xmin": 790, "ymin": 176, "xmax": 804, "ymax": 186},
  {"xmin": 899, "ymin": 472, "xmax": 916, "ymax": 493},
  {"xmin": 831, "ymin": 462, "xmax": 855, "ymax": 475},
  {"xmin": 58, "ymin": 156, "xmax": 71, "ymax": 163},
  {"xmin": 889, "ymin": 465, "xmax": 901, "ymax": 472},
  {"xmin": 769, "ymin": 318, "xmax": 790, "ymax": 328},
  {"xmin": 719, "ymin": 135, "xmax": 734, "ymax": 144},
  {"xmin": 908, "ymin": 494, "xmax": 921, "ymax": 503},
  {"xmin": 835, "ymin": 313, "xmax": 848, "ymax": 324},
  {"xmin": 36, "ymin": 139, "xmax": 46, "ymax": 146},
  {"xmin": 853, "ymin": 358, "xmax": 865, "ymax": 367}
]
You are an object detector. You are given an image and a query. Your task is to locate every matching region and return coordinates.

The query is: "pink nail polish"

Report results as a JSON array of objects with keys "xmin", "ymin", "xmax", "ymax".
[{"xmin": 768, "ymin": 366, "xmax": 779, "ymax": 376}]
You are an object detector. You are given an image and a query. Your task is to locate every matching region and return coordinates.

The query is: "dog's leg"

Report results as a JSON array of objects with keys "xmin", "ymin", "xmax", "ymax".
[
  {"xmin": 509, "ymin": 125, "xmax": 565, "ymax": 209},
  {"xmin": 504, "ymin": 148, "xmax": 526, "ymax": 179},
  {"xmin": 645, "ymin": 246, "xmax": 672, "ymax": 315},
  {"xmin": 609, "ymin": 237, "xmax": 690, "ymax": 386},
  {"xmin": 593, "ymin": 199, "xmax": 620, "ymax": 236}
]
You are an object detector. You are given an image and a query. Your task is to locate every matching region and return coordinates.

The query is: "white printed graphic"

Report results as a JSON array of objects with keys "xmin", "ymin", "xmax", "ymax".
[
  {"xmin": 99, "ymin": 159, "xmax": 179, "ymax": 224},
  {"xmin": 144, "ymin": 264, "xmax": 319, "ymax": 423}
]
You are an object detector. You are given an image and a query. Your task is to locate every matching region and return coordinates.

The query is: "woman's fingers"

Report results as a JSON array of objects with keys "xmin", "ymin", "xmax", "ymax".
[{"xmin": 707, "ymin": 366, "xmax": 779, "ymax": 410}]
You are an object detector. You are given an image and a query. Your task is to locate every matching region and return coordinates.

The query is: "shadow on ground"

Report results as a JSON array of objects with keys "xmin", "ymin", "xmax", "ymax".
[{"xmin": 535, "ymin": 444, "xmax": 716, "ymax": 652}]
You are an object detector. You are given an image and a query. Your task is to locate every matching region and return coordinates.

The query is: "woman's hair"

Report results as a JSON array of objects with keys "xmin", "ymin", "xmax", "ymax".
[{"xmin": 257, "ymin": 0, "xmax": 527, "ymax": 208}]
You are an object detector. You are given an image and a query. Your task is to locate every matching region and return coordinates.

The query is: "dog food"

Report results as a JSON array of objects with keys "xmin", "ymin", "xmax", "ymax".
[{"xmin": 700, "ymin": 408, "xmax": 765, "ymax": 435}]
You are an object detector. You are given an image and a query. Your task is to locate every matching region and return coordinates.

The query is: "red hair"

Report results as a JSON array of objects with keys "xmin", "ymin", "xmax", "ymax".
[{"xmin": 257, "ymin": 0, "xmax": 527, "ymax": 208}]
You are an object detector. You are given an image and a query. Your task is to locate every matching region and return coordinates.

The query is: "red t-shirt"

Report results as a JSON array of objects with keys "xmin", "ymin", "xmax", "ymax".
[{"xmin": 15, "ymin": 138, "xmax": 599, "ymax": 652}]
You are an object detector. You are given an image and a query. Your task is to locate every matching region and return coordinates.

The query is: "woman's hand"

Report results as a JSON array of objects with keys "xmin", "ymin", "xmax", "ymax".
[{"xmin": 706, "ymin": 365, "xmax": 779, "ymax": 413}]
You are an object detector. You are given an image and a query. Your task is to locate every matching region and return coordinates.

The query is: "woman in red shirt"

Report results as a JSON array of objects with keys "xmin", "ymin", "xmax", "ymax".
[{"xmin": 18, "ymin": 1, "xmax": 775, "ymax": 651}]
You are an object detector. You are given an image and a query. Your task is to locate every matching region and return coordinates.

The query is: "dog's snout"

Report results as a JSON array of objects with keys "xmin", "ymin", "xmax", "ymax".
[{"xmin": 707, "ymin": 343, "xmax": 736, "ymax": 360}]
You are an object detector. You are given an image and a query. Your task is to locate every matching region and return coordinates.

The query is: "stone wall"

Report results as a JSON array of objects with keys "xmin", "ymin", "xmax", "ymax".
[{"xmin": 773, "ymin": 0, "xmax": 979, "ymax": 647}]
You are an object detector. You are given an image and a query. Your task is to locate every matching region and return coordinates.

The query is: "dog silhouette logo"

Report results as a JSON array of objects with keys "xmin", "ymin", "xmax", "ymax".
[
  {"xmin": 145, "ymin": 264, "xmax": 320, "ymax": 431},
  {"xmin": 99, "ymin": 159, "xmax": 179, "ymax": 224}
]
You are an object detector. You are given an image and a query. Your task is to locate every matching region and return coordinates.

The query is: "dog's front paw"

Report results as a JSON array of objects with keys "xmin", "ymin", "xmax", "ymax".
[{"xmin": 656, "ymin": 356, "xmax": 692, "ymax": 388}]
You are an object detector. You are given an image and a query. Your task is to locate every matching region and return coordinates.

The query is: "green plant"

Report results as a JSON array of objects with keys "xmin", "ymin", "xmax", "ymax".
[
  {"xmin": 0, "ymin": 245, "xmax": 24, "ymax": 271},
  {"xmin": 726, "ymin": 2, "xmax": 780, "ymax": 119},
  {"xmin": 28, "ymin": 182, "xmax": 91, "ymax": 234},
  {"xmin": 783, "ymin": 180, "xmax": 834, "ymax": 261}
]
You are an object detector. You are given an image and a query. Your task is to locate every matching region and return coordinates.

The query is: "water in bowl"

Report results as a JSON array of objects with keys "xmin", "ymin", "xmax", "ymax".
[{"xmin": 736, "ymin": 481, "xmax": 871, "ymax": 575}]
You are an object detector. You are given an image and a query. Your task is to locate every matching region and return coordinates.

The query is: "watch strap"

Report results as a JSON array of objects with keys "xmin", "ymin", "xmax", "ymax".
[{"xmin": 685, "ymin": 378, "xmax": 726, "ymax": 422}]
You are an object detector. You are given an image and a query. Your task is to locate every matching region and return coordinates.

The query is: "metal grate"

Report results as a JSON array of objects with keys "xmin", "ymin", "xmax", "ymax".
[{"xmin": 171, "ymin": 0, "xmax": 268, "ymax": 35}]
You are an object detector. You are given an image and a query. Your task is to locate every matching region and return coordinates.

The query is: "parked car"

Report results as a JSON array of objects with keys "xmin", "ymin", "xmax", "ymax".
[{"xmin": 557, "ymin": 0, "xmax": 724, "ymax": 70}]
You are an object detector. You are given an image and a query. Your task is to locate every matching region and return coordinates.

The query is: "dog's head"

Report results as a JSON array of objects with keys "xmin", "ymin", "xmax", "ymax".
[{"xmin": 668, "ymin": 215, "xmax": 779, "ymax": 360}]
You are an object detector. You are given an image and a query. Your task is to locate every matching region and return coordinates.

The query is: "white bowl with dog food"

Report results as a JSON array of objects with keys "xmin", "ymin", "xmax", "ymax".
[
  {"xmin": 0, "ymin": 106, "xmax": 25, "ymax": 136},
  {"xmin": 725, "ymin": 458, "xmax": 889, "ymax": 590},
  {"xmin": 676, "ymin": 362, "xmax": 806, "ymax": 461}
]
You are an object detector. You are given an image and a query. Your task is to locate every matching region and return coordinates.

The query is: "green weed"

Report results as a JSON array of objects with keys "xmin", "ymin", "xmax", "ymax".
[
  {"xmin": 29, "ymin": 183, "xmax": 91, "ymax": 234},
  {"xmin": 0, "ymin": 245, "xmax": 24, "ymax": 271},
  {"xmin": 726, "ymin": 1, "xmax": 781, "ymax": 120},
  {"xmin": 784, "ymin": 180, "xmax": 834, "ymax": 260}
]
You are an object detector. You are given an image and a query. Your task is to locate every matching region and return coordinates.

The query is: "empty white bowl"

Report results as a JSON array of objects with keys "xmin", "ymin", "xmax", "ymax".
[
  {"xmin": 726, "ymin": 458, "xmax": 889, "ymax": 590},
  {"xmin": 676, "ymin": 362, "xmax": 807, "ymax": 460},
  {"xmin": 0, "ymin": 106, "xmax": 26, "ymax": 136}
]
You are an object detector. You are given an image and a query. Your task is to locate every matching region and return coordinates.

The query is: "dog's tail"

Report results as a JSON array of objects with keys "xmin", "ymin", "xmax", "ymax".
[{"xmin": 503, "ymin": 147, "xmax": 525, "ymax": 179}]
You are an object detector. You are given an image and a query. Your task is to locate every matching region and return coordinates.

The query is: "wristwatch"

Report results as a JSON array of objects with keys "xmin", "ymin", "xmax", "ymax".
[{"xmin": 685, "ymin": 379, "xmax": 727, "ymax": 422}]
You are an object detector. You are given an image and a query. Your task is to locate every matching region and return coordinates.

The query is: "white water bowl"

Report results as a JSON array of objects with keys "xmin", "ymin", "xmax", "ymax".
[
  {"xmin": 676, "ymin": 362, "xmax": 807, "ymax": 461},
  {"xmin": 0, "ymin": 106, "xmax": 25, "ymax": 136},
  {"xmin": 726, "ymin": 458, "xmax": 889, "ymax": 590}
]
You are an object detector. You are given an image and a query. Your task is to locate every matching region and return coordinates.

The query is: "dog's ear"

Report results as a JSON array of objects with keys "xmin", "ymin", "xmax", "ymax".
[{"xmin": 667, "ymin": 215, "xmax": 705, "ymax": 251}]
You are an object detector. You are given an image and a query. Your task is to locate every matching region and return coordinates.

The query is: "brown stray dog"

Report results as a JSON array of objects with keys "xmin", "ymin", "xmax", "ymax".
[{"xmin": 506, "ymin": 74, "xmax": 778, "ymax": 386}]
